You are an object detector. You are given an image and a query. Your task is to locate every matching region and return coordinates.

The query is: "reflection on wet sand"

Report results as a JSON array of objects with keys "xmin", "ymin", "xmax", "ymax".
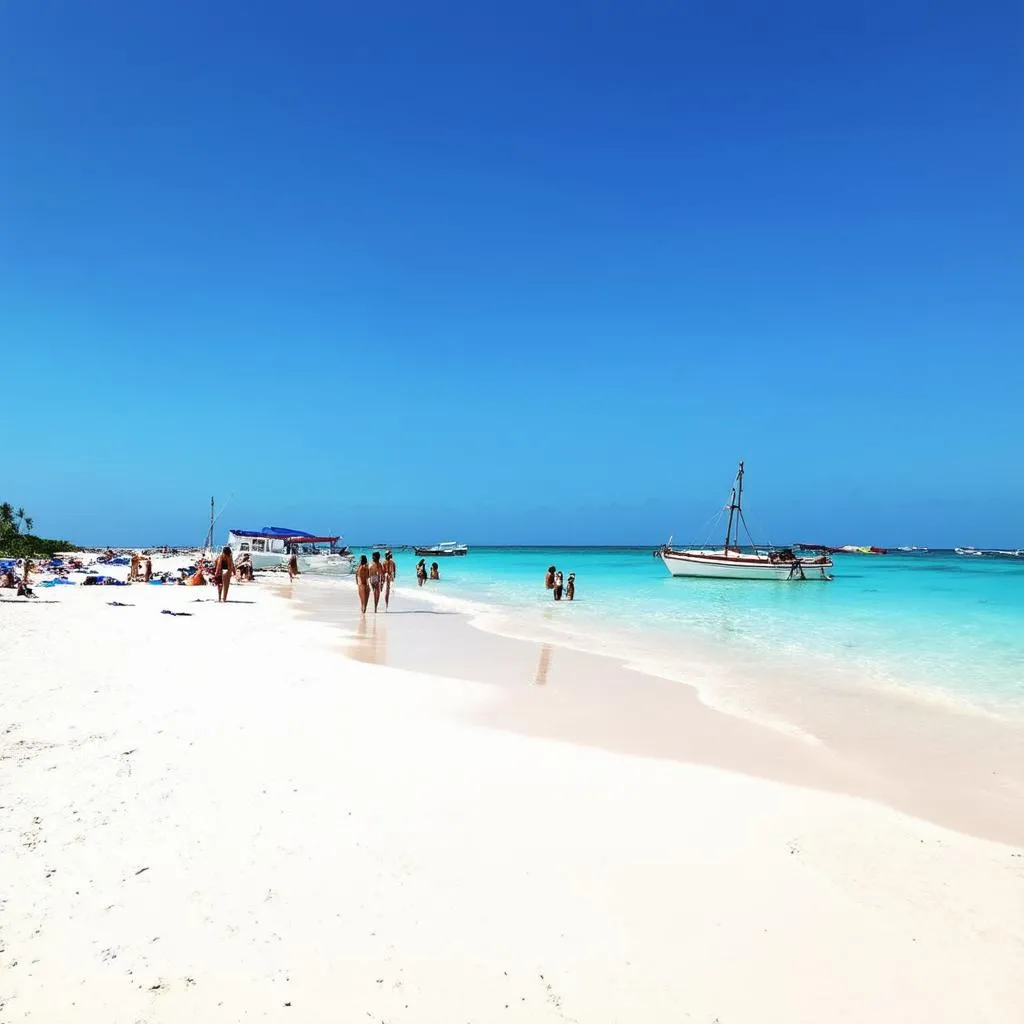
[
  {"xmin": 350, "ymin": 615, "xmax": 389, "ymax": 665},
  {"xmin": 534, "ymin": 643, "xmax": 553, "ymax": 686}
]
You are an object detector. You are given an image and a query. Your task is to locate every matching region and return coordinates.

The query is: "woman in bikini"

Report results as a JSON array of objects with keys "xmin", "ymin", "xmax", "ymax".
[
  {"xmin": 429, "ymin": 562, "xmax": 440, "ymax": 580},
  {"xmin": 355, "ymin": 555, "xmax": 371, "ymax": 613},
  {"xmin": 214, "ymin": 546, "xmax": 235, "ymax": 603},
  {"xmin": 416, "ymin": 559, "xmax": 427, "ymax": 586},
  {"xmin": 383, "ymin": 551, "xmax": 396, "ymax": 611},
  {"xmin": 369, "ymin": 551, "xmax": 384, "ymax": 613}
]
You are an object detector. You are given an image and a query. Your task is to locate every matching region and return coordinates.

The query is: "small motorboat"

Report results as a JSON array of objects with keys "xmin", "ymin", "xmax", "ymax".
[{"xmin": 413, "ymin": 541, "xmax": 469, "ymax": 557}]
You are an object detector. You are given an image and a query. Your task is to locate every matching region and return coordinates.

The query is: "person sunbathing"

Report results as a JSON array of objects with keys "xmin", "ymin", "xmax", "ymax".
[{"xmin": 1, "ymin": 569, "xmax": 16, "ymax": 589}]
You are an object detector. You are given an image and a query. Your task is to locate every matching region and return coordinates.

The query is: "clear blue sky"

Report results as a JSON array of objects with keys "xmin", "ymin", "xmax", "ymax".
[{"xmin": 3, "ymin": 1, "xmax": 1021, "ymax": 547}]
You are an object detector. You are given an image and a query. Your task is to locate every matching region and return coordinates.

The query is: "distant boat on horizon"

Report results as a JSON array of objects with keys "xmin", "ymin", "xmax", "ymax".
[
  {"xmin": 955, "ymin": 546, "xmax": 1023, "ymax": 558},
  {"xmin": 414, "ymin": 541, "xmax": 469, "ymax": 557}
]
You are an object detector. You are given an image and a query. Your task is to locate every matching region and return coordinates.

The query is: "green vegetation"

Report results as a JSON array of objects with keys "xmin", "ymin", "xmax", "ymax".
[{"xmin": 0, "ymin": 501, "xmax": 78, "ymax": 558}]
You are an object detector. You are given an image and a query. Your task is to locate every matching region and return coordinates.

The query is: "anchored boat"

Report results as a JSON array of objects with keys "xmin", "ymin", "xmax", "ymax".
[
  {"xmin": 227, "ymin": 527, "xmax": 354, "ymax": 574},
  {"xmin": 413, "ymin": 541, "xmax": 469, "ymax": 557},
  {"xmin": 659, "ymin": 462, "xmax": 833, "ymax": 581}
]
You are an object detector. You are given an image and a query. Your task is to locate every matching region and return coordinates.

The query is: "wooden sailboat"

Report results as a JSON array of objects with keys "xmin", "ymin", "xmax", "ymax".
[{"xmin": 659, "ymin": 462, "xmax": 833, "ymax": 581}]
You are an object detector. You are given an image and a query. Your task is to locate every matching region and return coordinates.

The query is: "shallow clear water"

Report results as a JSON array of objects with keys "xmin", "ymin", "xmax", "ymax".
[{"xmin": 358, "ymin": 548, "xmax": 1024, "ymax": 722}]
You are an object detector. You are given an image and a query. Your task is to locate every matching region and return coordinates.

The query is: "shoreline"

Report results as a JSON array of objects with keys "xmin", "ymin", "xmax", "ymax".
[{"xmin": 287, "ymin": 576, "xmax": 1024, "ymax": 848}]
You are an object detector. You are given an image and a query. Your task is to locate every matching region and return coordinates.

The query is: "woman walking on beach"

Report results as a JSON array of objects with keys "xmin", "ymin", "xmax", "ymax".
[
  {"xmin": 383, "ymin": 551, "xmax": 396, "ymax": 611},
  {"xmin": 356, "ymin": 555, "xmax": 371, "ymax": 613},
  {"xmin": 214, "ymin": 546, "xmax": 235, "ymax": 603},
  {"xmin": 369, "ymin": 551, "xmax": 384, "ymax": 613}
]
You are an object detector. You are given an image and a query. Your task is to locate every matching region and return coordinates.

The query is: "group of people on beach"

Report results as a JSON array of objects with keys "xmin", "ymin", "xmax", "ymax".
[
  {"xmin": 128, "ymin": 552, "xmax": 153, "ymax": 582},
  {"xmin": 1, "ymin": 558, "xmax": 35, "ymax": 598},
  {"xmin": 545, "ymin": 565, "xmax": 575, "ymax": 601},
  {"xmin": 355, "ymin": 550, "xmax": 398, "ymax": 614},
  {"xmin": 179, "ymin": 547, "xmax": 251, "ymax": 602}
]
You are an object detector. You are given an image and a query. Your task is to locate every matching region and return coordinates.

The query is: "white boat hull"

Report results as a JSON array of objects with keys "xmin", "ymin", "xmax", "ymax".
[
  {"xmin": 661, "ymin": 549, "xmax": 832, "ymax": 581},
  {"xmin": 245, "ymin": 551, "xmax": 354, "ymax": 574},
  {"xmin": 298, "ymin": 553, "xmax": 354, "ymax": 575}
]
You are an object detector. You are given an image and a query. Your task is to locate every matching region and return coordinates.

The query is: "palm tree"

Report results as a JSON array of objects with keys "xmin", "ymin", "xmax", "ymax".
[
  {"xmin": 0, "ymin": 503, "xmax": 13, "ymax": 528},
  {"xmin": 24, "ymin": 516, "xmax": 34, "ymax": 533},
  {"xmin": 15, "ymin": 507, "xmax": 25, "ymax": 531}
]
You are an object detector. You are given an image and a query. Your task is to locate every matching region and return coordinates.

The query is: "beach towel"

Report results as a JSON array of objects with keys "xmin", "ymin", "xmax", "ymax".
[{"xmin": 38, "ymin": 578, "xmax": 76, "ymax": 587}]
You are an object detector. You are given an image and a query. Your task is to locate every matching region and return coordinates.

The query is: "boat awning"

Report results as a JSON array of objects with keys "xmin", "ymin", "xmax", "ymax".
[{"xmin": 229, "ymin": 528, "xmax": 340, "ymax": 543}]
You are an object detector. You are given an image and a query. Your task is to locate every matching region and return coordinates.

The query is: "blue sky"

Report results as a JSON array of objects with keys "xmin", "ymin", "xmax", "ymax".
[{"xmin": 3, "ymin": 1, "xmax": 1021, "ymax": 546}]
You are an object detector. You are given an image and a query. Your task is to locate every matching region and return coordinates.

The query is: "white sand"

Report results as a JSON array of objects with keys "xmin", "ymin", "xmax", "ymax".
[{"xmin": 2, "ymin": 563, "xmax": 1023, "ymax": 1022}]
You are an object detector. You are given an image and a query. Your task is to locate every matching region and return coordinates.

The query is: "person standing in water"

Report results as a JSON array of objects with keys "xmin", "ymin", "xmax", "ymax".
[
  {"xmin": 565, "ymin": 572, "xmax": 575, "ymax": 601},
  {"xmin": 383, "ymin": 551, "xmax": 396, "ymax": 611},
  {"xmin": 429, "ymin": 562, "xmax": 440, "ymax": 580},
  {"xmin": 416, "ymin": 559, "xmax": 427, "ymax": 586},
  {"xmin": 214, "ymin": 545, "xmax": 235, "ymax": 603},
  {"xmin": 355, "ymin": 554, "xmax": 370, "ymax": 613},
  {"xmin": 369, "ymin": 551, "xmax": 384, "ymax": 613},
  {"xmin": 553, "ymin": 569, "xmax": 564, "ymax": 601},
  {"xmin": 545, "ymin": 565, "xmax": 556, "ymax": 591}
]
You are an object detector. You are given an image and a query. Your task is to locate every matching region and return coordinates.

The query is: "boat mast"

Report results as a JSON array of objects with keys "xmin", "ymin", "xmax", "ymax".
[
  {"xmin": 204, "ymin": 496, "xmax": 215, "ymax": 552},
  {"xmin": 723, "ymin": 461, "xmax": 744, "ymax": 555}
]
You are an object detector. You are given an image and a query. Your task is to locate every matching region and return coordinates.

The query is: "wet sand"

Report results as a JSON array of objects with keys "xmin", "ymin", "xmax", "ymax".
[{"xmin": 290, "ymin": 578, "xmax": 1024, "ymax": 847}]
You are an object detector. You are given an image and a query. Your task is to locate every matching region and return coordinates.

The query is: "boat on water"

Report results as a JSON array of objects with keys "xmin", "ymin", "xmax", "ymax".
[
  {"xmin": 955, "ymin": 546, "xmax": 1023, "ymax": 559},
  {"xmin": 413, "ymin": 541, "xmax": 469, "ymax": 557},
  {"xmin": 659, "ymin": 462, "xmax": 833, "ymax": 581},
  {"xmin": 227, "ymin": 527, "xmax": 354, "ymax": 574},
  {"xmin": 840, "ymin": 545, "xmax": 888, "ymax": 555}
]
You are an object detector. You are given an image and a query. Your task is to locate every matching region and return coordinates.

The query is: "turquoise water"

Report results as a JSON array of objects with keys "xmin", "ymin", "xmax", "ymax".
[{"xmin": 359, "ymin": 547, "xmax": 1024, "ymax": 721}]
